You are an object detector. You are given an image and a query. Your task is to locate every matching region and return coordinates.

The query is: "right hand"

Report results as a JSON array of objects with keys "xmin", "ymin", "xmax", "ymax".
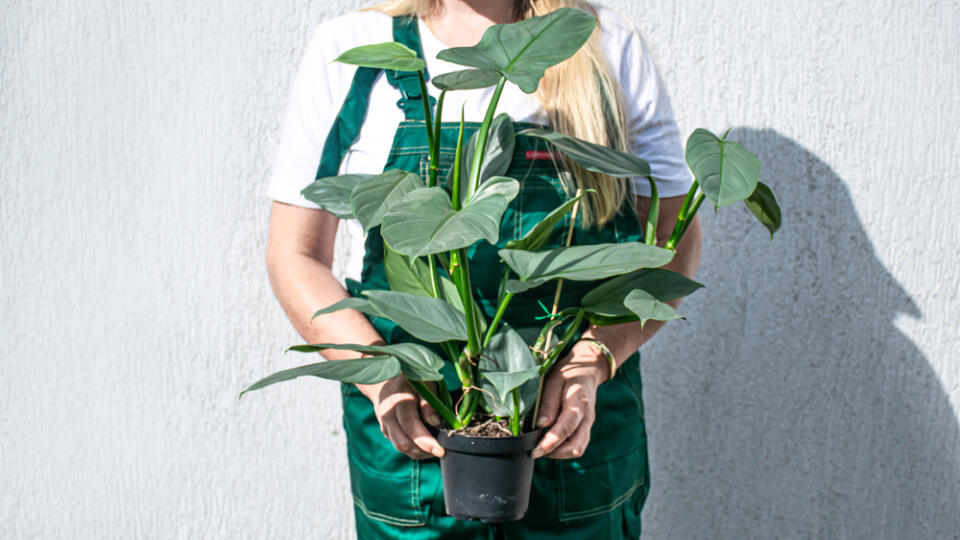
[{"xmin": 357, "ymin": 376, "xmax": 445, "ymax": 460}]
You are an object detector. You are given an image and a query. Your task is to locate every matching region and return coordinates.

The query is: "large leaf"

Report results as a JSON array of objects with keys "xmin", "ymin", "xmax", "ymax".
[
  {"xmin": 311, "ymin": 297, "xmax": 382, "ymax": 320},
  {"xmin": 450, "ymin": 114, "xmax": 515, "ymax": 206},
  {"xmin": 519, "ymin": 128, "xmax": 650, "ymax": 177},
  {"xmin": 350, "ymin": 170, "xmax": 424, "ymax": 232},
  {"xmin": 381, "ymin": 177, "xmax": 520, "ymax": 257},
  {"xmin": 363, "ymin": 290, "xmax": 467, "ymax": 343},
  {"xmin": 478, "ymin": 325, "xmax": 540, "ymax": 416},
  {"xmin": 334, "ymin": 42, "xmax": 426, "ymax": 71},
  {"xmin": 287, "ymin": 342, "xmax": 444, "ymax": 382},
  {"xmin": 500, "ymin": 243, "xmax": 675, "ymax": 293},
  {"xmin": 685, "ymin": 128, "xmax": 761, "ymax": 208},
  {"xmin": 240, "ymin": 356, "xmax": 401, "ymax": 397},
  {"xmin": 504, "ymin": 190, "xmax": 592, "ymax": 251},
  {"xmin": 436, "ymin": 8, "xmax": 596, "ymax": 93},
  {"xmin": 301, "ymin": 174, "xmax": 371, "ymax": 219},
  {"xmin": 432, "ymin": 68, "xmax": 502, "ymax": 91},
  {"xmin": 744, "ymin": 181, "xmax": 781, "ymax": 238},
  {"xmin": 623, "ymin": 289, "xmax": 683, "ymax": 328},
  {"xmin": 581, "ymin": 269, "xmax": 703, "ymax": 318}
]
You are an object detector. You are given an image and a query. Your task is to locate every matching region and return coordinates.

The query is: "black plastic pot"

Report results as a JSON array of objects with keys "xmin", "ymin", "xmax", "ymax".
[{"xmin": 435, "ymin": 428, "xmax": 542, "ymax": 523}]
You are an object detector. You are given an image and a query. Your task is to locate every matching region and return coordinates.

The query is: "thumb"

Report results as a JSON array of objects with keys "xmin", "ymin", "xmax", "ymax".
[{"xmin": 536, "ymin": 372, "xmax": 564, "ymax": 429}]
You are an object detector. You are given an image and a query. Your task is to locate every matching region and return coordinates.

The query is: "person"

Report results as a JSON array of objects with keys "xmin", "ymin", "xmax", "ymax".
[{"xmin": 265, "ymin": 0, "xmax": 702, "ymax": 537}]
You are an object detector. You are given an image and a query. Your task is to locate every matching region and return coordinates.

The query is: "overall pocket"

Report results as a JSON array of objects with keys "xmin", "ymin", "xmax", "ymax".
[{"xmin": 341, "ymin": 384, "xmax": 426, "ymax": 527}]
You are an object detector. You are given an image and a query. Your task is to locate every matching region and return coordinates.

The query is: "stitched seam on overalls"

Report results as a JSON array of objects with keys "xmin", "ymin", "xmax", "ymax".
[
  {"xmin": 352, "ymin": 496, "xmax": 425, "ymax": 527},
  {"xmin": 411, "ymin": 460, "xmax": 423, "ymax": 522},
  {"xmin": 559, "ymin": 476, "xmax": 646, "ymax": 521}
]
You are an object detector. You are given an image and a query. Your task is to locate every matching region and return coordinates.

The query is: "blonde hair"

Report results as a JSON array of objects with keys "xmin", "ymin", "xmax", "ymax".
[{"xmin": 366, "ymin": 0, "xmax": 631, "ymax": 228}]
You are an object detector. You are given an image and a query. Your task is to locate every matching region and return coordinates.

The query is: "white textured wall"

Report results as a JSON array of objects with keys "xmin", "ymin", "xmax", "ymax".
[{"xmin": 2, "ymin": 1, "xmax": 958, "ymax": 538}]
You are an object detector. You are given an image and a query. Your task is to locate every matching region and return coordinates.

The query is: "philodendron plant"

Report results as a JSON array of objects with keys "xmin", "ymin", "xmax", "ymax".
[{"xmin": 242, "ymin": 8, "xmax": 781, "ymax": 435}]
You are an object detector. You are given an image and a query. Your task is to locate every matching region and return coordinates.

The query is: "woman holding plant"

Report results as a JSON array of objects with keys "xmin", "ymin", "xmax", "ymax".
[{"xmin": 260, "ymin": 0, "xmax": 706, "ymax": 537}]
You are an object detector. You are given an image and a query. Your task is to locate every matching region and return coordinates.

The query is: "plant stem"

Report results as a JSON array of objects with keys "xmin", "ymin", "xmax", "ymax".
[
  {"xmin": 438, "ymin": 381, "xmax": 453, "ymax": 410},
  {"xmin": 665, "ymin": 180, "xmax": 699, "ymax": 250},
  {"xmin": 678, "ymin": 193, "xmax": 705, "ymax": 241},
  {"xmin": 451, "ymin": 110, "xmax": 466, "ymax": 210},
  {"xmin": 643, "ymin": 176, "xmax": 660, "ymax": 245},
  {"xmin": 429, "ymin": 90, "xmax": 446, "ymax": 188},
  {"xmin": 453, "ymin": 248, "xmax": 482, "ymax": 357},
  {"xmin": 417, "ymin": 70, "xmax": 434, "ymax": 159},
  {"xmin": 510, "ymin": 388, "xmax": 521, "ymax": 435},
  {"xmin": 411, "ymin": 380, "xmax": 458, "ymax": 428},
  {"xmin": 465, "ymin": 76, "xmax": 507, "ymax": 202},
  {"xmin": 459, "ymin": 389, "xmax": 481, "ymax": 426}
]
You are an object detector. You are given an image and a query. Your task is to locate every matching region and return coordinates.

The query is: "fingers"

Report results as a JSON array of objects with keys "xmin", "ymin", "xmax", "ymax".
[
  {"xmin": 396, "ymin": 400, "xmax": 445, "ymax": 458},
  {"xmin": 418, "ymin": 394, "xmax": 442, "ymax": 428},
  {"xmin": 535, "ymin": 369, "xmax": 564, "ymax": 429},
  {"xmin": 532, "ymin": 382, "xmax": 594, "ymax": 459},
  {"xmin": 545, "ymin": 416, "xmax": 592, "ymax": 459}
]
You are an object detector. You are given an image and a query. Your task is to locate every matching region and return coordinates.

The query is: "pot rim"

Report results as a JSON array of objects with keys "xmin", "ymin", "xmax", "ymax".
[{"xmin": 434, "ymin": 427, "xmax": 542, "ymax": 455}]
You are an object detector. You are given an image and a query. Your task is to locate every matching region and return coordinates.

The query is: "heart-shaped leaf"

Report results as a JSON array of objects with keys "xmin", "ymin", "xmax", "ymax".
[
  {"xmin": 500, "ymin": 243, "xmax": 674, "ymax": 293},
  {"xmin": 432, "ymin": 68, "xmax": 502, "ymax": 90},
  {"xmin": 519, "ymin": 128, "xmax": 650, "ymax": 177},
  {"xmin": 334, "ymin": 42, "xmax": 426, "ymax": 71},
  {"xmin": 744, "ymin": 181, "xmax": 781, "ymax": 237},
  {"xmin": 287, "ymin": 342, "xmax": 444, "ymax": 382},
  {"xmin": 350, "ymin": 170, "xmax": 425, "ymax": 232},
  {"xmin": 437, "ymin": 7, "xmax": 596, "ymax": 93},
  {"xmin": 363, "ymin": 290, "xmax": 467, "ymax": 343},
  {"xmin": 478, "ymin": 325, "xmax": 540, "ymax": 415},
  {"xmin": 623, "ymin": 289, "xmax": 683, "ymax": 328},
  {"xmin": 504, "ymin": 190, "xmax": 592, "ymax": 251},
  {"xmin": 240, "ymin": 356, "xmax": 401, "ymax": 398},
  {"xmin": 382, "ymin": 177, "xmax": 520, "ymax": 258},
  {"xmin": 311, "ymin": 297, "xmax": 382, "ymax": 320},
  {"xmin": 686, "ymin": 128, "xmax": 761, "ymax": 208},
  {"xmin": 301, "ymin": 174, "xmax": 371, "ymax": 219},
  {"xmin": 581, "ymin": 269, "xmax": 703, "ymax": 318}
]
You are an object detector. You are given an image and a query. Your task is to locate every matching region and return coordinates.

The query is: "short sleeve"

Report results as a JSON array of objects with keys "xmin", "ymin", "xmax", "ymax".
[
  {"xmin": 601, "ymin": 10, "xmax": 693, "ymax": 198},
  {"xmin": 266, "ymin": 25, "xmax": 342, "ymax": 209}
]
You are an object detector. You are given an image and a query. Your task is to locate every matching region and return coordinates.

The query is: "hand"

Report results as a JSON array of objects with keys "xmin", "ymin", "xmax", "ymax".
[
  {"xmin": 531, "ymin": 341, "xmax": 610, "ymax": 459},
  {"xmin": 356, "ymin": 376, "xmax": 445, "ymax": 460}
]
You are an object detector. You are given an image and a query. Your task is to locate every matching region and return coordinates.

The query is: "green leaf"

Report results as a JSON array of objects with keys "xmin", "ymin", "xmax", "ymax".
[
  {"xmin": 362, "ymin": 290, "xmax": 468, "ymax": 343},
  {"xmin": 519, "ymin": 128, "xmax": 650, "ymax": 177},
  {"xmin": 685, "ymin": 128, "xmax": 761, "ymax": 208},
  {"xmin": 311, "ymin": 297, "xmax": 381, "ymax": 320},
  {"xmin": 382, "ymin": 177, "xmax": 520, "ymax": 258},
  {"xmin": 334, "ymin": 42, "xmax": 426, "ymax": 71},
  {"xmin": 432, "ymin": 68, "xmax": 502, "ymax": 90},
  {"xmin": 623, "ymin": 289, "xmax": 683, "ymax": 328},
  {"xmin": 478, "ymin": 325, "xmax": 540, "ymax": 416},
  {"xmin": 436, "ymin": 7, "xmax": 596, "ymax": 93},
  {"xmin": 287, "ymin": 342, "xmax": 444, "ymax": 382},
  {"xmin": 240, "ymin": 356, "xmax": 401, "ymax": 397},
  {"xmin": 350, "ymin": 170, "xmax": 424, "ymax": 232},
  {"xmin": 450, "ymin": 114, "xmax": 515, "ymax": 206},
  {"xmin": 301, "ymin": 174, "xmax": 371, "ymax": 219},
  {"xmin": 500, "ymin": 243, "xmax": 675, "ymax": 293},
  {"xmin": 744, "ymin": 181, "xmax": 781, "ymax": 237},
  {"xmin": 581, "ymin": 269, "xmax": 703, "ymax": 318},
  {"xmin": 504, "ymin": 190, "xmax": 593, "ymax": 251}
]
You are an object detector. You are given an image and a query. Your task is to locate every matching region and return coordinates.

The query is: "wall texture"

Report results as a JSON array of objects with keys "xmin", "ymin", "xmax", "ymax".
[{"xmin": 2, "ymin": 1, "xmax": 958, "ymax": 538}]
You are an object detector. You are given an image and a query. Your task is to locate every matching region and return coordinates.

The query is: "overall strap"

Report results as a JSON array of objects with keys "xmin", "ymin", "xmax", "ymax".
[{"xmin": 315, "ymin": 15, "xmax": 433, "ymax": 179}]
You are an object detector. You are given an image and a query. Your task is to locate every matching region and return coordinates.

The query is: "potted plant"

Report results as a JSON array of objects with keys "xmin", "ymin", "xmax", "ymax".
[{"xmin": 241, "ymin": 7, "xmax": 781, "ymax": 523}]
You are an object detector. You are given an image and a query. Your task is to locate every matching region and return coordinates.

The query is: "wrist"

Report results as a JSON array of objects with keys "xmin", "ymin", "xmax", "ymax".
[
  {"xmin": 565, "ymin": 340, "xmax": 615, "ymax": 386},
  {"xmin": 577, "ymin": 338, "xmax": 617, "ymax": 384}
]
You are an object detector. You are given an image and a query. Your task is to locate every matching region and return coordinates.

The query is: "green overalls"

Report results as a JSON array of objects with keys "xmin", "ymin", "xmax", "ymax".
[{"xmin": 318, "ymin": 16, "xmax": 651, "ymax": 539}]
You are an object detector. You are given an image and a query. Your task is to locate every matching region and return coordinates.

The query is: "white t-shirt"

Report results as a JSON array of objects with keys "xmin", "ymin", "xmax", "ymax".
[{"xmin": 267, "ymin": 5, "xmax": 692, "ymax": 212}]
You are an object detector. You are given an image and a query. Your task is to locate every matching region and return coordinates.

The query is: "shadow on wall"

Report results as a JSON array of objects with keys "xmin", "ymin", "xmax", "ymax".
[{"xmin": 643, "ymin": 128, "xmax": 960, "ymax": 539}]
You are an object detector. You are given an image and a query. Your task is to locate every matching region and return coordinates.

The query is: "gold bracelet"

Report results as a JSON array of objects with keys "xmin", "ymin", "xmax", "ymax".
[{"xmin": 581, "ymin": 338, "xmax": 617, "ymax": 382}]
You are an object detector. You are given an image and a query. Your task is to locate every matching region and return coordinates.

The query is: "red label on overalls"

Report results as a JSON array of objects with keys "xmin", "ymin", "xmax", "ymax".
[{"xmin": 525, "ymin": 150, "xmax": 559, "ymax": 161}]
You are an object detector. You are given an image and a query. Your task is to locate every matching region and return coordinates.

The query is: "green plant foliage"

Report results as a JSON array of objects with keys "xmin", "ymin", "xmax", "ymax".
[
  {"xmin": 363, "ymin": 290, "xmax": 468, "ymax": 343},
  {"xmin": 334, "ymin": 42, "xmax": 426, "ymax": 71},
  {"xmin": 350, "ymin": 170, "xmax": 424, "ymax": 232},
  {"xmin": 436, "ymin": 8, "xmax": 596, "ymax": 93},
  {"xmin": 301, "ymin": 174, "xmax": 372, "ymax": 219},
  {"xmin": 450, "ymin": 114, "xmax": 516, "ymax": 206},
  {"xmin": 288, "ymin": 342, "xmax": 445, "ymax": 382},
  {"xmin": 504, "ymin": 190, "xmax": 593, "ymax": 251},
  {"xmin": 744, "ymin": 181, "xmax": 781, "ymax": 237},
  {"xmin": 501, "ymin": 243, "xmax": 675, "ymax": 293},
  {"xmin": 520, "ymin": 128, "xmax": 651, "ymax": 177},
  {"xmin": 685, "ymin": 128, "xmax": 761, "ymax": 208},
  {"xmin": 432, "ymin": 68, "xmax": 502, "ymax": 91},
  {"xmin": 478, "ymin": 325, "xmax": 540, "ymax": 416},
  {"xmin": 311, "ymin": 297, "xmax": 381, "ymax": 320},
  {"xmin": 581, "ymin": 269, "xmax": 703, "ymax": 318},
  {"xmin": 381, "ymin": 177, "xmax": 520, "ymax": 258},
  {"xmin": 240, "ymin": 356, "xmax": 401, "ymax": 398},
  {"xmin": 623, "ymin": 289, "xmax": 683, "ymax": 328}
]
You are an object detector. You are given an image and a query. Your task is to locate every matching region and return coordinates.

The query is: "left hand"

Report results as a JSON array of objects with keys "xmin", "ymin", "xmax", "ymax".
[{"xmin": 531, "ymin": 340, "xmax": 611, "ymax": 459}]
